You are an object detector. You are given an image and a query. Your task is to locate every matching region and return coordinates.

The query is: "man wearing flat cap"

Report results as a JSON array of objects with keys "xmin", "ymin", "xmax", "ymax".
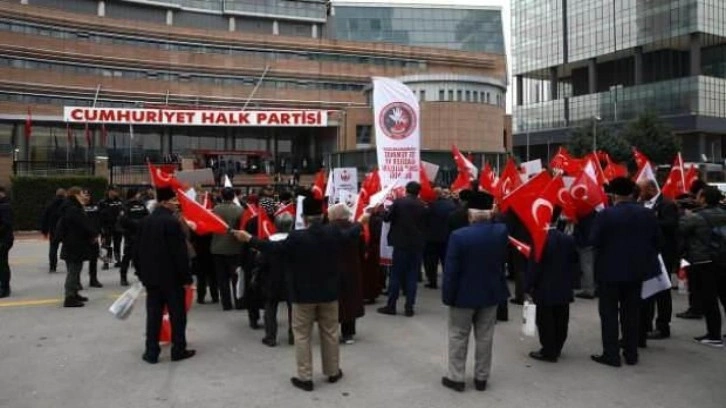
[
  {"xmin": 134, "ymin": 187, "xmax": 195, "ymax": 364},
  {"xmin": 590, "ymin": 177, "xmax": 661, "ymax": 367},
  {"xmin": 233, "ymin": 197, "xmax": 369, "ymax": 392},
  {"xmin": 441, "ymin": 192, "xmax": 509, "ymax": 392}
]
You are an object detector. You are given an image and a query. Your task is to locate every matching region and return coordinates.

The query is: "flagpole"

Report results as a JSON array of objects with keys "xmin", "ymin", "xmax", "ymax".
[{"xmin": 129, "ymin": 124, "xmax": 134, "ymax": 165}]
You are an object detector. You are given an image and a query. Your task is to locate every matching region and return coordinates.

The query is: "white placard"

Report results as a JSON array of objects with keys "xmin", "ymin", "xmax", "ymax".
[
  {"xmin": 422, "ymin": 161, "xmax": 440, "ymax": 183},
  {"xmin": 294, "ymin": 195, "xmax": 306, "ymax": 230}
]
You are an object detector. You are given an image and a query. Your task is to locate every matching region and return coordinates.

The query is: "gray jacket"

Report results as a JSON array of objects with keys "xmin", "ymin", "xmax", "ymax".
[
  {"xmin": 210, "ymin": 202, "xmax": 243, "ymax": 256},
  {"xmin": 678, "ymin": 206, "xmax": 726, "ymax": 264}
]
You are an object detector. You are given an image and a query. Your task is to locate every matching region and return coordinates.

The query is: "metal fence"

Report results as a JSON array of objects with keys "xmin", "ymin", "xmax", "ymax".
[{"xmin": 13, "ymin": 161, "xmax": 95, "ymax": 177}]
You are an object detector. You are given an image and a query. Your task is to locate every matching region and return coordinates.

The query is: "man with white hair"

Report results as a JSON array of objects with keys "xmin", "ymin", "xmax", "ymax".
[{"xmin": 441, "ymin": 192, "xmax": 509, "ymax": 392}]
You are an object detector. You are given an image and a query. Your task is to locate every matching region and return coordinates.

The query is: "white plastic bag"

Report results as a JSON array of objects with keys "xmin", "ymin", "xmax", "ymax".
[
  {"xmin": 235, "ymin": 266, "xmax": 244, "ymax": 299},
  {"xmin": 109, "ymin": 282, "xmax": 144, "ymax": 320},
  {"xmin": 522, "ymin": 301, "xmax": 537, "ymax": 337}
]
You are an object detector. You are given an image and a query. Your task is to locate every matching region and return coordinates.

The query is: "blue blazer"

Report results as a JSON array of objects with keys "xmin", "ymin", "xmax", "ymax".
[
  {"xmin": 442, "ymin": 222, "xmax": 510, "ymax": 308},
  {"xmin": 590, "ymin": 201, "xmax": 662, "ymax": 283},
  {"xmin": 526, "ymin": 229, "xmax": 578, "ymax": 305}
]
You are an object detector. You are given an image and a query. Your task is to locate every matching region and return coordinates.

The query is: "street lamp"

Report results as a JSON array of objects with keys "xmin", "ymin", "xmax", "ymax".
[{"xmin": 592, "ymin": 115, "xmax": 602, "ymax": 152}]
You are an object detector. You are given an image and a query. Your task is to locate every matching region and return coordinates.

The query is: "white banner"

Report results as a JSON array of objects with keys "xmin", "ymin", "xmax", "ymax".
[
  {"xmin": 373, "ymin": 77, "xmax": 421, "ymax": 190},
  {"xmin": 330, "ymin": 167, "xmax": 358, "ymax": 200},
  {"xmin": 64, "ymin": 107, "xmax": 328, "ymax": 127},
  {"xmin": 295, "ymin": 196, "xmax": 306, "ymax": 230}
]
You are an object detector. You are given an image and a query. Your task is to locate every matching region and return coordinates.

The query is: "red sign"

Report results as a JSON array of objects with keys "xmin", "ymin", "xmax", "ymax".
[{"xmin": 63, "ymin": 107, "xmax": 328, "ymax": 127}]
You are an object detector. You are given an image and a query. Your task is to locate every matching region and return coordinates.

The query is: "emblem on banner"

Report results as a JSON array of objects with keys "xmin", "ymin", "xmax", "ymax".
[
  {"xmin": 379, "ymin": 102, "xmax": 417, "ymax": 140},
  {"xmin": 340, "ymin": 170, "xmax": 351, "ymax": 182}
]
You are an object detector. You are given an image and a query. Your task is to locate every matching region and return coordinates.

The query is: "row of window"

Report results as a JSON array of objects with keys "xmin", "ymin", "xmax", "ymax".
[
  {"xmin": 0, "ymin": 18, "xmax": 425, "ymax": 70},
  {"xmin": 0, "ymin": 56, "xmax": 366, "ymax": 93},
  {"xmin": 429, "ymin": 89, "xmax": 504, "ymax": 107}
]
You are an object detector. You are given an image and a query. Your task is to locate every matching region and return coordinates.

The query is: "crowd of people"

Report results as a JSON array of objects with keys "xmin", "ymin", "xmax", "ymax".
[{"xmin": 0, "ymin": 171, "xmax": 724, "ymax": 393}]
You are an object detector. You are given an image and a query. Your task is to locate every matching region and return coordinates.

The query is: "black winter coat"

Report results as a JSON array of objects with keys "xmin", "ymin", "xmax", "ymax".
[
  {"xmin": 134, "ymin": 206, "xmax": 192, "ymax": 289},
  {"xmin": 40, "ymin": 196, "xmax": 64, "ymax": 236},
  {"xmin": 59, "ymin": 198, "xmax": 96, "ymax": 262},
  {"xmin": 384, "ymin": 195, "xmax": 427, "ymax": 250},
  {"xmin": 0, "ymin": 196, "xmax": 13, "ymax": 247}
]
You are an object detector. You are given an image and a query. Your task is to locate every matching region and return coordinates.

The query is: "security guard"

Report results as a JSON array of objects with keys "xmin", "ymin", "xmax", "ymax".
[
  {"xmin": 99, "ymin": 185, "xmax": 124, "ymax": 270},
  {"xmin": 119, "ymin": 188, "xmax": 150, "ymax": 286},
  {"xmin": 83, "ymin": 190, "xmax": 103, "ymax": 288}
]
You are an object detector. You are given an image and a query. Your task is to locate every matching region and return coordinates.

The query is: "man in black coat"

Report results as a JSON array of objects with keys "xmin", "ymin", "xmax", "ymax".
[
  {"xmin": 119, "ymin": 188, "xmax": 150, "ymax": 287},
  {"xmin": 233, "ymin": 197, "xmax": 364, "ymax": 392},
  {"xmin": 99, "ymin": 186, "xmax": 124, "ymax": 269},
  {"xmin": 378, "ymin": 182, "xmax": 428, "ymax": 317},
  {"xmin": 58, "ymin": 187, "xmax": 95, "ymax": 307},
  {"xmin": 424, "ymin": 188, "xmax": 457, "ymax": 289},
  {"xmin": 526, "ymin": 209, "xmax": 578, "ymax": 362},
  {"xmin": 0, "ymin": 186, "xmax": 14, "ymax": 298},
  {"xmin": 41, "ymin": 188, "xmax": 66, "ymax": 274},
  {"xmin": 590, "ymin": 178, "xmax": 661, "ymax": 367},
  {"xmin": 134, "ymin": 187, "xmax": 195, "ymax": 364},
  {"xmin": 83, "ymin": 191, "xmax": 103, "ymax": 288},
  {"xmin": 638, "ymin": 179, "xmax": 679, "ymax": 339}
]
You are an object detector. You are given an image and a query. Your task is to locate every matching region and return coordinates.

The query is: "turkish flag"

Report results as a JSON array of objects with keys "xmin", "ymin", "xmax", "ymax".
[
  {"xmin": 479, "ymin": 162, "xmax": 498, "ymax": 194},
  {"xmin": 550, "ymin": 146, "xmax": 585, "ymax": 175},
  {"xmin": 685, "ymin": 165, "xmax": 699, "ymax": 192},
  {"xmin": 546, "ymin": 173, "xmax": 576, "ymax": 221},
  {"xmin": 602, "ymin": 153, "xmax": 629, "ymax": 181},
  {"xmin": 419, "ymin": 165, "xmax": 437, "ymax": 202},
  {"xmin": 508, "ymin": 236, "xmax": 532, "ymax": 259},
  {"xmin": 257, "ymin": 209, "xmax": 277, "ymax": 239},
  {"xmin": 275, "ymin": 202, "xmax": 296, "ymax": 217},
  {"xmin": 502, "ymin": 171, "xmax": 554, "ymax": 261},
  {"xmin": 240, "ymin": 203, "xmax": 258, "ymax": 230},
  {"xmin": 450, "ymin": 171, "xmax": 471, "ymax": 193},
  {"xmin": 585, "ymin": 152, "xmax": 608, "ymax": 185},
  {"xmin": 662, "ymin": 153, "xmax": 687, "ymax": 199},
  {"xmin": 148, "ymin": 162, "xmax": 184, "ymax": 190},
  {"xmin": 202, "ymin": 192, "xmax": 214, "ymax": 210},
  {"xmin": 176, "ymin": 189, "xmax": 229, "ymax": 235},
  {"xmin": 312, "ymin": 170, "xmax": 326, "ymax": 200},
  {"xmin": 570, "ymin": 160, "xmax": 607, "ymax": 218},
  {"xmin": 635, "ymin": 161, "xmax": 660, "ymax": 194},
  {"xmin": 632, "ymin": 147, "xmax": 651, "ymax": 170},
  {"xmin": 452, "ymin": 144, "xmax": 478, "ymax": 181},
  {"xmin": 354, "ymin": 170, "xmax": 383, "ymax": 220},
  {"xmin": 496, "ymin": 157, "xmax": 523, "ymax": 211},
  {"xmin": 24, "ymin": 107, "xmax": 32, "ymax": 142}
]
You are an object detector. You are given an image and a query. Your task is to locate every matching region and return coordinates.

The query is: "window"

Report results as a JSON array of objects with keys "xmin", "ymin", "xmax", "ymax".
[
  {"xmin": 457, "ymin": 90, "xmax": 463, "ymax": 101},
  {"xmin": 486, "ymin": 92, "xmax": 491, "ymax": 104},
  {"xmin": 439, "ymin": 89, "xmax": 445, "ymax": 101},
  {"xmin": 448, "ymin": 90, "xmax": 454, "ymax": 101},
  {"xmin": 465, "ymin": 90, "xmax": 471, "ymax": 102},
  {"xmin": 356, "ymin": 125, "xmax": 372, "ymax": 146},
  {"xmin": 419, "ymin": 90, "xmax": 426, "ymax": 101}
]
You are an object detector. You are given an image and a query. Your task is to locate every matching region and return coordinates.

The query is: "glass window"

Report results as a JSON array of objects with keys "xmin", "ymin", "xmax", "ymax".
[
  {"xmin": 465, "ymin": 90, "xmax": 471, "ymax": 102},
  {"xmin": 448, "ymin": 90, "xmax": 454, "ymax": 101},
  {"xmin": 439, "ymin": 89, "xmax": 445, "ymax": 101},
  {"xmin": 356, "ymin": 125, "xmax": 372, "ymax": 146},
  {"xmin": 457, "ymin": 90, "xmax": 463, "ymax": 101},
  {"xmin": 420, "ymin": 90, "xmax": 426, "ymax": 101}
]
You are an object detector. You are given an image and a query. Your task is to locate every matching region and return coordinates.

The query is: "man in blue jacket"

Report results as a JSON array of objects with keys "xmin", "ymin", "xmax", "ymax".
[
  {"xmin": 590, "ymin": 177, "xmax": 661, "ymax": 367},
  {"xmin": 441, "ymin": 192, "xmax": 509, "ymax": 392},
  {"xmin": 526, "ymin": 208, "xmax": 578, "ymax": 362}
]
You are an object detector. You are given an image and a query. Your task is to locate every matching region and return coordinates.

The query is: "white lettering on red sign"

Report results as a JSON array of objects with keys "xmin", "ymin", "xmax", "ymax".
[{"xmin": 63, "ymin": 107, "xmax": 328, "ymax": 127}]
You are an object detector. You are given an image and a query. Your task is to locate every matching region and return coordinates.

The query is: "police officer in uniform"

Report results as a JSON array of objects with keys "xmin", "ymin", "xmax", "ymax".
[
  {"xmin": 83, "ymin": 189, "xmax": 103, "ymax": 288},
  {"xmin": 99, "ymin": 186, "xmax": 124, "ymax": 270},
  {"xmin": 119, "ymin": 188, "xmax": 150, "ymax": 287}
]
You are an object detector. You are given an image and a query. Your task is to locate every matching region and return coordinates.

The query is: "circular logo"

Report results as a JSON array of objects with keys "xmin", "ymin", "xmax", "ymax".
[
  {"xmin": 340, "ymin": 170, "xmax": 351, "ymax": 182},
  {"xmin": 379, "ymin": 102, "xmax": 417, "ymax": 140}
]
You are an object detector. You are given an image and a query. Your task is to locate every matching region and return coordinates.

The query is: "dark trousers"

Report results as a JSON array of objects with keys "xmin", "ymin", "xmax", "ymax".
[
  {"xmin": 103, "ymin": 231, "xmax": 123, "ymax": 263},
  {"xmin": 423, "ymin": 241, "xmax": 447, "ymax": 287},
  {"xmin": 145, "ymin": 285, "xmax": 187, "ymax": 358},
  {"xmin": 0, "ymin": 244, "xmax": 11, "ymax": 291},
  {"xmin": 48, "ymin": 234, "xmax": 60, "ymax": 271},
  {"xmin": 536, "ymin": 304, "xmax": 570, "ymax": 358},
  {"xmin": 598, "ymin": 281, "xmax": 642, "ymax": 362},
  {"xmin": 386, "ymin": 247, "xmax": 422, "ymax": 311},
  {"xmin": 509, "ymin": 250, "xmax": 527, "ymax": 301},
  {"xmin": 213, "ymin": 255, "xmax": 239, "ymax": 310},
  {"xmin": 341, "ymin": 320, "xmax": 356, "ymax": 338},
  {"xmin": 264, "ymin": 299, "xmax": 292, "ymax": 341},
  {"xmin": 119, "ymin": 242, "xmax": 135, "ymax": 280},
  {"xmin": 700, "ymin": 263, "xmax": 726, "ymax": 339},
  {"xmin": 194, "ymin": 255, "xmax": 218, "ymax": 302},
  {"xmin": 687, "ymin": 265, "xmax": 704, "ymax": 314},
  {"xmin": 640, "ymin": 289, "xmax": 672, "ymax": 336},
  {"xmin": 64, "ymin": 261, "xmax": 82, "ymax": 298}
]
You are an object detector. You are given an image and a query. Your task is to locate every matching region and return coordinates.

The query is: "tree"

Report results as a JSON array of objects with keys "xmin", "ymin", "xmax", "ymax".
[
  {"xmin": 621, "ymin": 111, "xmax": 680, "ymax": 165},
  {"xmin": 566, "ymin": 123, "xmax": 631, "ymax": 162}
]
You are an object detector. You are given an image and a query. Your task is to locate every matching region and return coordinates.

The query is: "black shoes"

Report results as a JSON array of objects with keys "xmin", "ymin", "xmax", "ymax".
[
  {"xmin": 328, "ymin": 369, "xmax": 343, "ymax": 383},
  {"xmin": 509, "ymin": 298, "xmax": 524, "ymax": 305},
  {"xmin": 377, "ymin": 306, "xmax": 396, "ymax": 316},
  {"xmin": 404, "ymin": 309, "xmax": 415, "ymax": 317},
  {"xmin": 74, "ymin": 294, "xmax": 89, "ymax": 302},
  {"xmin": 575, "ymin": 293, "xmax": 596, "ymax": 300},
  {"xmin": 63, "ymin": 297, "xmax": 84, "ymax": 307},
  {"xmin": 142, "ymin": 353, "xmax": 158, "ymax": 364},
  {"xmin": 647, "ymin": 329, "xmax": 670, "ymax": 340},
  {"xmin": 474, "ymin": 379, "xmax": 487, "ymax": 391},
  {"xmin": 676, "ymin": 310, "xmax": 703, "ymax": 320},
  {"xmin": 49, "ymin": 268, "xmax": 56, "ymax": 274},
  {"xmin": 591, "ymin": 354, "xmax": 621, "ymax": 367},
  {"xmin": 441, "ymin": 377, "xmax": 465, "ymax": 392},
  {"xmin": 0, "ymin": 287, "xmax": 9, "ymax": 298},
  {"xmin": 171, "ymin": 349, "xmax": 196, "ymax": 362},
  {"xmin": 120, "ymin": 278, "xmax": 129, "ymax": 287},
  {"xmin": 529, "ymin": 350, "xmax": 557, "ymax": 363},
  {"xmin": 291, "ymin": 377, "xmax": 314, "ymax": 392},
  {"xmin": 89, "ymin": 281, "xmax": 103, "ymax": 288},
  {"xmin": 262, "ymin": 337, "xmax": 277, "ymax": 347}
]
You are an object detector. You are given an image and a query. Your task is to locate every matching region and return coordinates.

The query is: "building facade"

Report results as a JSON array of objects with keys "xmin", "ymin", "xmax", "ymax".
[
  {"xmin": 0, "ymin": 0, "xmax": 508, "ymax": 186},
  {"xmin": 512, "ymin": 0, "xmax": 726, "ymax": 163}
]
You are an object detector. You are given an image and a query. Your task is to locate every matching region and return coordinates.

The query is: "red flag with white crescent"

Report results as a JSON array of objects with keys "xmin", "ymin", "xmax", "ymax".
[
  {"xmin": 148, "ymin": 162, "xmax": 184, "ymax": 190},
  {"xmin": 508, "ymin": 236, "xmax": 531, "ymax": 259},
  {"xmin": 240, "ymin": 203, "xmax": 258, "ymax": 230},
  {"xmin": 502, "ymin": 171, "xmax": 554, "ymax": 261},
  {"xmin": 662, "ymin": 153, "xmax": 687, "ymax": 199},
  {"xmin": 312, "ymin": 170, "xmax": 326, "ymax": 200},
  {"xmin": 570, "ymin": 160, "xmax": 607, "ymax": 218},
  {"xmin": 176, "ymin": 189, "xmax": 229, "ymax": 235},
  {"xmin": 496, "ymin": 157, "xmax": 523, "ymax": 211},
  {"xmin": 257, "ymin": 209, "xmax": 277, "ymax": 240}
]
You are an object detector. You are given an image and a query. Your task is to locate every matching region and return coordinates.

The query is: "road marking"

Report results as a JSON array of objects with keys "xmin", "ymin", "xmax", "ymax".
[{"xmin": 0, "ymin": 293, "xmax": 127, "ymax": 308}]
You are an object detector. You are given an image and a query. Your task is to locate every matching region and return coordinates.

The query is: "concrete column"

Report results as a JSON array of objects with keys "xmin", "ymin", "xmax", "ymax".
[
  {"xmin": 516, "ymin": 75, "xmax": 524, "ymax": 106},
  {"xmin": 166, "ymin": 9, "xmax": 173, "ymax": 26},
  {"xmin": 690, "ymin": 33, "xmax": 701, "ymax": 76},
  {"xmin": 588, "ymin": 58, "xmax": 597, "ymax": 94},
  {"xmin": 312, "ymin": 24, "xmax": 319, "ymax": 39},
  {"xmin": 273, "ymin": 20, "xmax": 279, "ymax": 35},
  {"xmin": 634, "ymin": 46, "xmax": 643, "ymax": 85},
  {"xmin": 97, "ymin": 1, "xmax": 105, "ymax": 17},
  {"xmin": 549, "ymin": 67, "xmax": 558, "ymax": 100},
  {"xmin": 228, "ymin": 16, "xmax": 236, "ymax": 32}
]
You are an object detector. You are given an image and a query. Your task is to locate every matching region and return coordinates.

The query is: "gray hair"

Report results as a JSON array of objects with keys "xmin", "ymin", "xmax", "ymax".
[
  {"xmin": 274, "ymin": 212, "xmax": 294, "ymax": 233},
  {"xmin": 468, "ymin": 209, "xmax": 493, "ymax": 223},
  {"xmin": 327, "ymin": 203, "xmax": 352, "ymax": 221}
]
